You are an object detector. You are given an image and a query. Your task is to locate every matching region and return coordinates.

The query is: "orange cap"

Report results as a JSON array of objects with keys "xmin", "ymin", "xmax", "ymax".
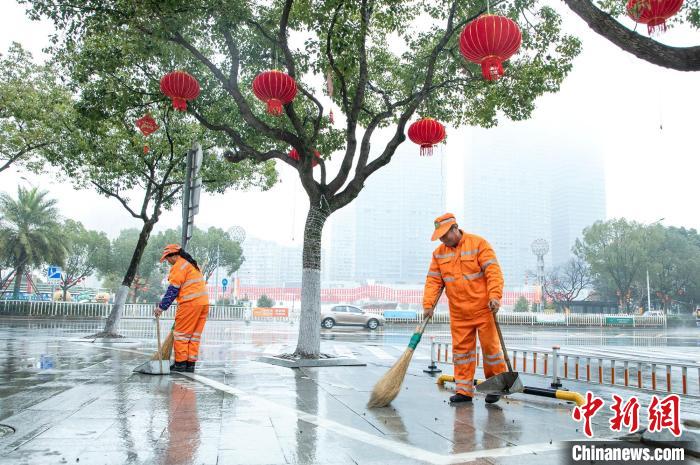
[
  {"xmin": 160, "ymin": 244, "xmax": 181, "ymax": 262},
  {"xmin": 431, "ymin": 213, "xmax": 457, "ymax": 241}
]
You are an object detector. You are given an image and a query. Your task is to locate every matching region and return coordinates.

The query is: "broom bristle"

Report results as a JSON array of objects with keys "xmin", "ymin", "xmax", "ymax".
[
  {"xmin": 151, "ymin": 331, "xmax": 173, "ymax": 361},
  {"xmin": 367, "ymin": 349, "xmax": 415, "ymax": 408}
]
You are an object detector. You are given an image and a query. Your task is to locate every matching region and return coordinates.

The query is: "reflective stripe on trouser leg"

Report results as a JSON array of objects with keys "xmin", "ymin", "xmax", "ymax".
[
  {"xmin": 174, "ymin": 302, "xmax": 208, "ymax": 363},
  {"xmin": 451, "ymin": 316, "xmax": 478, "ymax": 397},
  {"xmin": 476, "ymin": 312, "xmax": 508, "ymax": 378},
  {"xmin": 187, "ymin": 304, "xmax": 209, "ymax": 363}
]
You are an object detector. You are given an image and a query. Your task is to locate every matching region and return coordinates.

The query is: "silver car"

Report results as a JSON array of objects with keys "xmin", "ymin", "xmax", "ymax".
[{"xmin": 321, "ymin": 305, "xmax": 385, "ymax": 330}]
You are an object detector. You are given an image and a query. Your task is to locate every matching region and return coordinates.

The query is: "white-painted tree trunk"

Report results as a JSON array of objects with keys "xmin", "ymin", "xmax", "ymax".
[
  {"xmin": 102, "ymin": 285, "xmax": 129, "ymax": 336},
  {"xmin": 295, "ymin": 268, "xmax": 322, "ymax": 357},
  {"xmin": 294, "ymin": 204, "xmax": 328, "ymax": 358}
]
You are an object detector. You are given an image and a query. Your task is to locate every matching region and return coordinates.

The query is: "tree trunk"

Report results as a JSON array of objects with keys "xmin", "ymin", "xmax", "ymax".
[
  {"xmin": 12, "ymin": 263, "xmax": 25, "ymax": 299},
  {"xmin": 294, "ymin": 204, "xmax": 330, "ymax": 358},
  {"xmin": 98, "ymin": 220, "xmax": 155, "ymax": 337}
]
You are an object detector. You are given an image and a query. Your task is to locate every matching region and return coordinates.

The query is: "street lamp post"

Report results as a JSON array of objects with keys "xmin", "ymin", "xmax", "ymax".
[{"xmin": 646, "ymin": 218, "xmax": 665, "ymax": 313}]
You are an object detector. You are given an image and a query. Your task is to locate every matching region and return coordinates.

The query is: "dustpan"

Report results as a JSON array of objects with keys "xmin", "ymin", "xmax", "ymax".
[
  {"xmin": 133, "ymin": 315, "xmax": 170, "ymax": 375},
  {"xmin": 476, "ymin": 313, "xmax": 523, "ymax": 395}
]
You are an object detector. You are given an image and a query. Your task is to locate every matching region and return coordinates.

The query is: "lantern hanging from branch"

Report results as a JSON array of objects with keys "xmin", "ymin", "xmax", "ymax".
[
  {"xmin": 288, "ymin": 148, "xmax": 321, "ymax": 167},
  {"xmin": 160, "ymin": 71, "xmax": 200, "ymax": 111},
  {"xmin": 407, "ymin": 118, "xmax": 446, "ymax": 156},
  {"xmin": 135, "ymin": 113, "xmax": 159, "ymax": 153},
  {"xmin": 627, "ymin": 0, "xmax": 684, "ymax": 35},
  {"xmin": 252, "ymin": 70, "xmax": 298, "ymax": 116},
  {"xmin": 459, "ymin": 14, "xmax": 522, "ymax": 81}
]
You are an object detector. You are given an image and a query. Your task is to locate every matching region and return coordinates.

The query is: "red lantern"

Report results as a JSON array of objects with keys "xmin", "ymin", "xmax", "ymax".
[
  {"xmin": 288, "ymin": 148, "xmax": 321, "ymax": 167},
  {"xmin": 160, "ymin": 71, "xmax": 200, "ymax": 111},
  {"xmin": 627, "ymin": 0, "xmax": 684, "ymax": 34},
  {"xmin": 407, "ymin": 118, "xmax": 446, "ymax": 156},
  {"xmin": 135, "ymin": 113, "xmax": 159, "ymax": 153},
  {"xmin": 459, "ymin": 14, "xmax": 522, "ymax": 81},
  {"xmin": 252, "ymin": 70, "xmax": 297, "ymax": 116}
]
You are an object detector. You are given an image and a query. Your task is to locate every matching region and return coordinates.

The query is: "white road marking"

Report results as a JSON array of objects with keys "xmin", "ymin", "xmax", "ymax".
[
  {"xmin": 333, "ymin": 344, "xmax": 355, "ymax": 358},
  {"xmin": 183, "ymin": 372, "xmax": 568, "ymax": 464},
  {"xmin": 77, "ymin": 340, "xmax": 578, "ymax": 464},
  {"xmin": 366, "ymin": 346, "xmax": 396, "ymax": 360}
]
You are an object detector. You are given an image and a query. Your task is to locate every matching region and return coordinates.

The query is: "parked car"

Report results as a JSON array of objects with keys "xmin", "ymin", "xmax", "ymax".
[
  {"xmin": 320, "ymin": 305, "xmax": 385, "ymax": 330},
  {"xmin": 643, "ymin": 310, "xmax": 664, "ymax": 317}
]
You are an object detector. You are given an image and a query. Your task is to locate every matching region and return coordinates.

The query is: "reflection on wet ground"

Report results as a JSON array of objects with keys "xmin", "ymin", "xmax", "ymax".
[{"xmin": 0, "ymin": 318, "xmax": 697, "ymax": 465}]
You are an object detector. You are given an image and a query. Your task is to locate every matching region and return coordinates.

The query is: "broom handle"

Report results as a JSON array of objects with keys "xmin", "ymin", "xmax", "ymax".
[
  {"xmin": 411, "ymin": 287, "xmax": 445, "ymax": 343},
  {"xmin": 156, "ymin": 314, "xmax": 163, "ymax": 374},
  {"xmin": 493, "ymin": 312, "xmax": 513, "ymax": 372}
]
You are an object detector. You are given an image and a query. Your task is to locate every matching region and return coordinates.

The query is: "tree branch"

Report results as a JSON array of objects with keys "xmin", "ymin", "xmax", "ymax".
[
  {"xmin": 562, "ymin": 0, "xmax": 700, "ymax": 71},
  {"xmin": 91, "ymin": 181, "xmax": 142, "ymax": 220}
]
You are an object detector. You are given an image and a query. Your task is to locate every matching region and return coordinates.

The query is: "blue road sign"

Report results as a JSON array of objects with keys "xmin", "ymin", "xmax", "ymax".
[
  {"xmin": 221, "ymin": 278, "xmax": 229, "ymax": 287},
  {"xmin": 48, "ymin": 266, "xmax": 62, "ymax": 280}
]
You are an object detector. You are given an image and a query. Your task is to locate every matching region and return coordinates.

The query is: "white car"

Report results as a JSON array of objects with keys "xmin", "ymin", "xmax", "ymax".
[{"xmin": 320, "ymin": 305, "xmax": 385, "ymax": 330}]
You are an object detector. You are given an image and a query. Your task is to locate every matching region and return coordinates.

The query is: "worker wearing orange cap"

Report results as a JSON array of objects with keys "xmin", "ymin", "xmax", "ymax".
[
  {"xmin": 154, "ymin": 244, "xmax": 209, "ymax": 373},
  {"xmin": 423, "ymin": 213, "xmax": 507, "ymax": 404}
]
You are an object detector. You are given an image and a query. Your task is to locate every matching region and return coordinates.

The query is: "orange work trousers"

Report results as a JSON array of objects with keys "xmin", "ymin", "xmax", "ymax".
[
  {"xmin": 174, "ymin": 302, "xmax": 209, "ymax": 363},
  {"xmin": 451, "ymin": 308, "xmax": 508, "ymax": 397}
]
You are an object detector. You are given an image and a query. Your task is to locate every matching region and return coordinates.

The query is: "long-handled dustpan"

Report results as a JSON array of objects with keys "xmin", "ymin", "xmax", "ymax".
[
  {"xmin": 475, "ymin": 312, "xmax": 523, "ymax": 395},
  {"xmin": 133, "ymin": 314, "xmax": 170, "ymax": 375}
]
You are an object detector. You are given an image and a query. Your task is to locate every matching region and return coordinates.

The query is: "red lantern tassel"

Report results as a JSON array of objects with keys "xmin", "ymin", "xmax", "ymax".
[
  {"xmin": 267, "ymin": 99, "xmax": 283, "ymax": 115},
  {"xmin": 481, "ymin": 57, "xmax": 504, "ymax": 81},
  {"xmin": 420, "ymin": 144, "xmax": 434, "ymax": 157},
  {"xmin": 172, "ymin": 97, "xmax": 188, "ymax": 111},
  {"xmin": 143, "ymin": 145, "xmax": 150, "ymax": 154}
]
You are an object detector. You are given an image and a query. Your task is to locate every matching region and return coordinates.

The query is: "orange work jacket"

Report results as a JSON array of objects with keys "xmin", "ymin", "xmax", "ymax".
[
  {"xmin": 423, "ymin": 230, "xmax": 504, "ymax": 316},
  {"xmin": 168, "ymin": 256, "xmax": 209, "ymax": 306}
]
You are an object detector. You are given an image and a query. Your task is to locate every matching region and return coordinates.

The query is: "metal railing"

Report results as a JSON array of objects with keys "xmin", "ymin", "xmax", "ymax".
[
  {"xmin": 0, "ymin": 300, "xmax": 667, "ymax": 327},
  {"xmin": 428, "ymin": 339, "xmax": 699, "ymax": 397}
]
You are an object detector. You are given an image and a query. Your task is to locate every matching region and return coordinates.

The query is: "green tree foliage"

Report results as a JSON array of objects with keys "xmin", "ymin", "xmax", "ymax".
[
  {"xmin": 576, "ymin": 220, "xmax": 700, "ymax": 313},
  {"xmin": 151, "ymin": 226, "xmax": 244, "ymax": 282},
  {"xmin": 0, "ymin": 187, "xmax": 67, "ymax": 297},
  {"xmin": 257, "ymin": 294, "xmax": 275, "ymax": 308},
  {"xmin": 575, "ymin": 219, "xmax": 652, "ymax": 312},
  {"xmin": 0, "ymin": 43, "xmax": 72, "ymax": 175},
  {"xmin": 24, "ymin": 0, "xmax": 581, "ymax": 355},
  {"xmin": 57, "ymin": 219, "xmax": 111, "ymax": 300},
  {"xmin": 513, "ymin": 296, "xmax": 530, "ymax": 312}
]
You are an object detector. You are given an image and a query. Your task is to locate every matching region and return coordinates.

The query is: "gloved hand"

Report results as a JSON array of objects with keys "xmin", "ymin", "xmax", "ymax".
[
  {"xmin": 153, "ymin": 307, "xmax": 163, "ymax": 318},
  {"xmin": 488, "ymin": 298, "xmax": 501, "ymax": 314}
]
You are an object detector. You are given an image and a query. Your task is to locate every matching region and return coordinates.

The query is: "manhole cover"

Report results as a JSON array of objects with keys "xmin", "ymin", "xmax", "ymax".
[{"xmin": 0, "ymin": 424, "xmax": 15, "ymax": 438}]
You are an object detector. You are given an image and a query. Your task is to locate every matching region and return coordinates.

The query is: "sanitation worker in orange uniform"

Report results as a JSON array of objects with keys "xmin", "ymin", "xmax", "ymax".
[
  {"xmin": 153, "ymin": 244, "xmax": 209, "ymax": 373},
  {"xmin": 423, "ymin": 213, "xmax": 508, "ymax": 404}
]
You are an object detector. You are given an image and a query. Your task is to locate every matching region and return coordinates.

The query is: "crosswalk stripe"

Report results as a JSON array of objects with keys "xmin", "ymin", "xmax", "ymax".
[
  {"xmin": 333, "ymin": 345, "xmax": 354, "ymax": 358},
  {"xmin": 366, "ymin": 346, "xmax": 395, "ymax": 360}
]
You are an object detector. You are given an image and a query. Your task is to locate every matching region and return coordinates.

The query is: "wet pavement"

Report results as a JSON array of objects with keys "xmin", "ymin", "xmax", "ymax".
[{"xmin": 0, "ymin": 318, "xmax": 698, "ymax": 465}]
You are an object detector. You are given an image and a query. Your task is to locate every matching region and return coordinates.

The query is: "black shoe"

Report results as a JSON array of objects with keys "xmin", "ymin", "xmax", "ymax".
[
  {"xmin": 170, "ymin": 361, "xmax": 187, "ymax": 372},
  {"xmin": 449, "ymin": 393, "xmax": 473, "ymax": 404},
  {"xmin": 485, "ymin": 394, "xmax": 501, "ymax": 404},
  {"xmin": 185, "ymin": 361, "xmax": 196, "ymax": 373}
]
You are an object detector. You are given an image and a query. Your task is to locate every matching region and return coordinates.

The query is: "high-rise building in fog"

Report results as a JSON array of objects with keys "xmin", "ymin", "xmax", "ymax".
[
  {"xmin": 237, "ymin": 237, "xmax": 302, "ymax": 286},
  {"xmin": 463, "ymin": 126, "xmax": 605, "ymax": 288},
  {"xmin": 550, "ymin": 150, "xmax": 606, "ymax": 266},
  {"xmin": 327, "ymin": 144, "xmax": 446, "ymax": 284}
]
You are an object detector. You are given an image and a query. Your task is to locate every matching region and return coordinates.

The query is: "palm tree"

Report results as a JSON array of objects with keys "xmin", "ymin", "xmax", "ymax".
[{"xmin": 0, "ymin": 187, "xmax": 67, "ymax": 298}]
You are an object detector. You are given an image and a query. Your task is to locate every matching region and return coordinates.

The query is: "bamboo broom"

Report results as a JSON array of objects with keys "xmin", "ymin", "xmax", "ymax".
[
  {"xmin": 368, "ymin": 289, "xmax": 443, "ymax": 408},
  {"xmin": 151, "ymin": 324, "xmax": 174, "ymax": 361}
]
